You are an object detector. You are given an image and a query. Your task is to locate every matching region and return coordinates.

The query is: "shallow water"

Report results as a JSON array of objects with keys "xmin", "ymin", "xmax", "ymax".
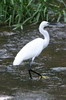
[{"xmin": 0, "ymin": 23, "xmax": 66, "ymax": 100}]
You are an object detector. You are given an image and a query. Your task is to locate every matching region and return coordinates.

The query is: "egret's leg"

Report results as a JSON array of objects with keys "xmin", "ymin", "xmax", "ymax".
[
  {"xmin": 29, "ymin": 69, "xmax": 49, "ymax": 79},
  {"xmin": 28, "ymin": 61, "xmax": 33, "ymax": 79},
  {"xmin": 30, "ymin": 69, "xmax": 42, "ymax": 78},
  {"xmin": 28, "ymin": 61, "xmax": 49, "ymax": 79},
  {"xmin": 28, "ymin": 69, "xmax": 32, "ymax": 79},
  {"xmin": 28, "ymin": 61, "xmax": 42, "ymax": 78}
]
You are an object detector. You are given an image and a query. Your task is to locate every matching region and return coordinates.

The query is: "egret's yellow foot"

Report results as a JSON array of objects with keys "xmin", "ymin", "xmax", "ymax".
[{"xmin": 39, "ymin": 75, "xmax": 49, "ymax": 79}]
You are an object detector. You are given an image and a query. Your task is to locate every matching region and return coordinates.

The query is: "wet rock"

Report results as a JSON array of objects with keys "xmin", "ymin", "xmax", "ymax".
[
  {"xmin": 51, "ymin": 67, "xmax": 66, "ymax": 72},
  {"xmin": 48, "ymin": 23, "xmax": 66, "ymax": 42},
  {"xmin": 0, "ymin": 95, "xmax": 13, "ymax": 100},
  {"xmin": 0, "ymin": 31, "xmax": 16, "ymax": 36}
]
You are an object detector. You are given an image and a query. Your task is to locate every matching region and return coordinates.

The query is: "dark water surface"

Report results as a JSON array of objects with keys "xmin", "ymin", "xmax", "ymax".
[{"xmin": 0, "ymin": 23, "xmax": 66, "ymax": 100}]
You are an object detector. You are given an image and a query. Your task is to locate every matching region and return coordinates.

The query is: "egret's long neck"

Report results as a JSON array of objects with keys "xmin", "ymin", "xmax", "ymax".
[{"xmin": 39, "ymin": 25, "xmax": 50, "ymax": 43}]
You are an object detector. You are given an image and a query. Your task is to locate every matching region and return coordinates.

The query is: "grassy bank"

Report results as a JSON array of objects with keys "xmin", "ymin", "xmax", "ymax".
[{"xmin": 0, "ymin": 0, "xmax": 66, "ymax": 29}]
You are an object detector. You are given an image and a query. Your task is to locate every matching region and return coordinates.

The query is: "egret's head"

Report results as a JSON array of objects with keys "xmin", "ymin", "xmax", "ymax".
[
  {"xmin": 39, "ymin": 21, "xmax": 49, "ymax": 32},
  {"xmin": 39, "ymin": 21, "xmax": 49, "ymax": 35},
  {"xmin": 40, "ymin": 21, "xmax": 49, "ymax": 27}
]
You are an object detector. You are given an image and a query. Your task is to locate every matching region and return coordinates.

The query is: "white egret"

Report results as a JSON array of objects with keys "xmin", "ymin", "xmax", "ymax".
[{"xmin": 13, "ymin": 21, "xmax": 50, "ymax": 79}]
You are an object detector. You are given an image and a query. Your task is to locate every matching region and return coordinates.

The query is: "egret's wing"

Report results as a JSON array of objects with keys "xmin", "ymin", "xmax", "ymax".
[{"xmin": 13, "ymin": 38, "xmax": 44, "ymax": 65}]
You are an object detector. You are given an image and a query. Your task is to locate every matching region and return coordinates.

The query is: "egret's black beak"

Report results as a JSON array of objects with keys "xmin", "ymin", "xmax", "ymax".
[{"xmin": 49, "ymin": 22, "xmax": 57, "ymax": 25}]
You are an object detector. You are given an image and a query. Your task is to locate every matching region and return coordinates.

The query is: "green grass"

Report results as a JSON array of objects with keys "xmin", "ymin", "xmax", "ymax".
[{"xmin": 0, "ymin": 0, "xmax": 66, "ymax": 29}]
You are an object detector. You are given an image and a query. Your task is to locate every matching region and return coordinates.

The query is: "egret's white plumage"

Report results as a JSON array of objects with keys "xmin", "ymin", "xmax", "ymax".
[{"xmin": 13, "ymin": 21, "xmax": 50, "ymax": 66}]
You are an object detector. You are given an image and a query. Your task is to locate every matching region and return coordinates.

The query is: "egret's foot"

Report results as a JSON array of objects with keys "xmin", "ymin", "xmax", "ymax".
[{"xmin": 39, "ymin": 75, "xmax": 49, "ymax": 79}]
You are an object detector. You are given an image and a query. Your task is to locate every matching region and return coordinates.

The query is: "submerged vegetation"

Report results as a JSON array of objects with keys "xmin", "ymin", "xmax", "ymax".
[{"xmin": 0, "ymin": 0, "xmax": 66, "ymax": 29}]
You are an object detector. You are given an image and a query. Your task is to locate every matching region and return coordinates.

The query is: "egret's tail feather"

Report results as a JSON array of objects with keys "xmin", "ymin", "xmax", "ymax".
[{"xmin": 13, "ymin": 58, "xmax": 23, "ymax": 66}]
